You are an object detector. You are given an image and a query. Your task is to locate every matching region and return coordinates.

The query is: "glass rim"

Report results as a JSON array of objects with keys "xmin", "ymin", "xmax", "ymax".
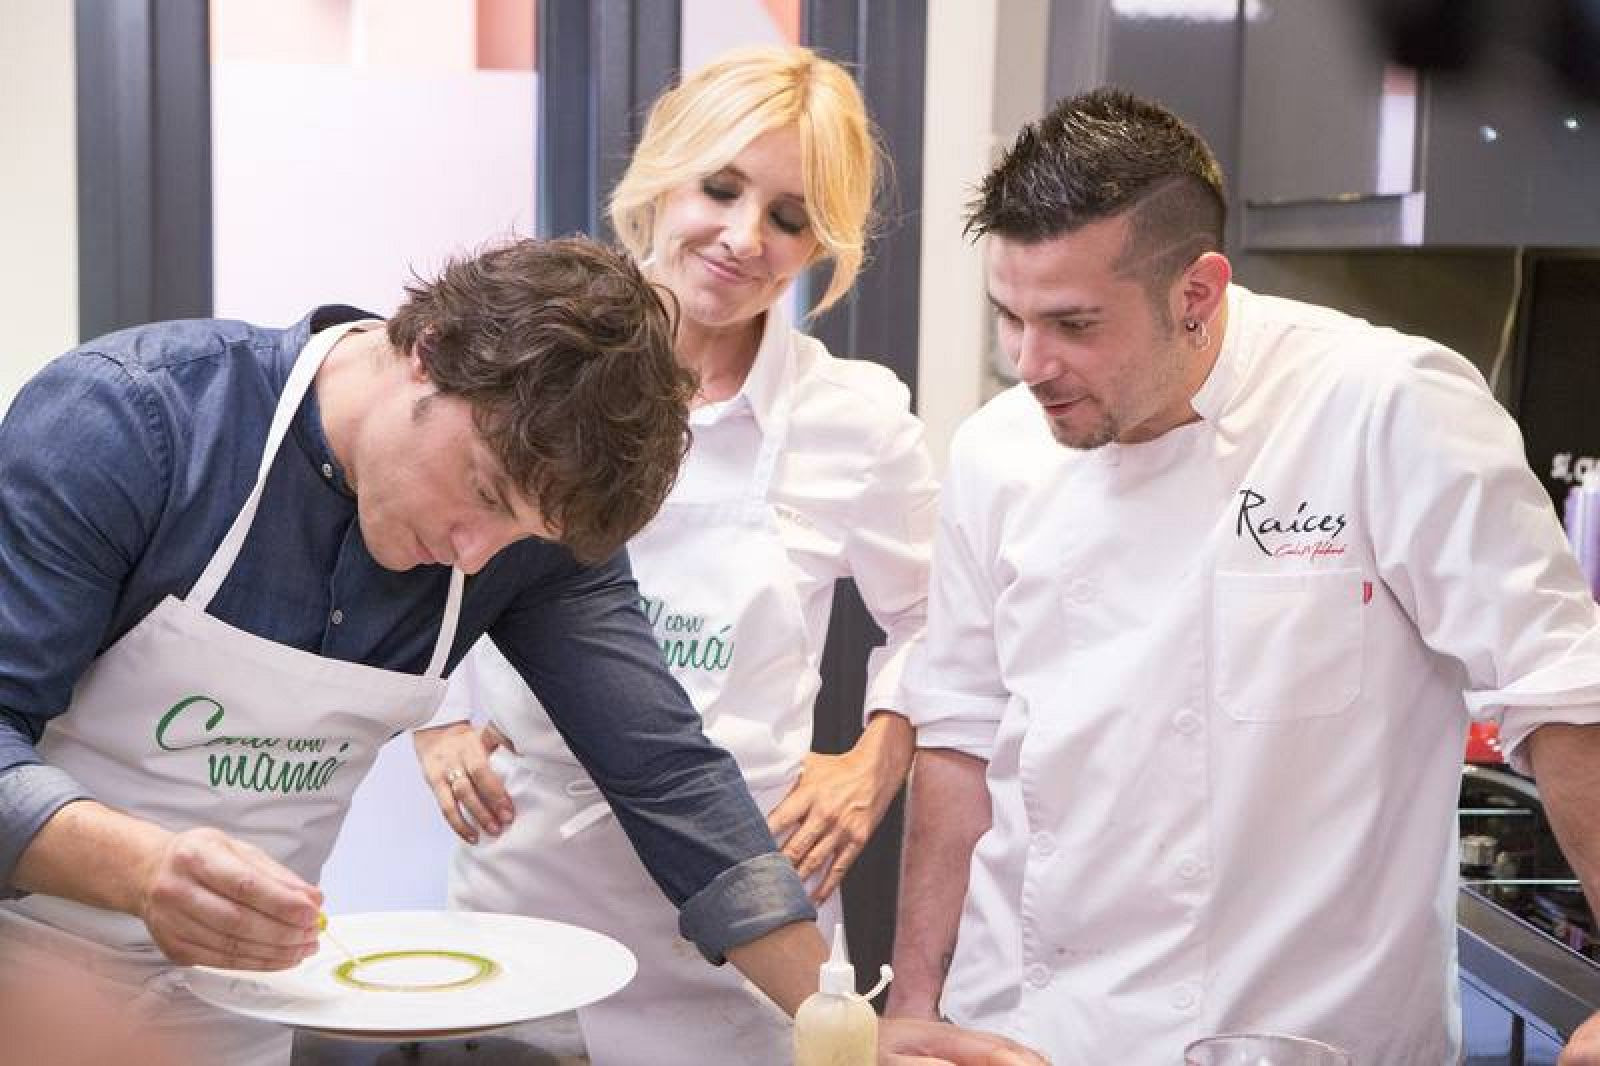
[{"xmin": 1184, "ymin": 1032, "xmax": 1352, "ymax": 1056}]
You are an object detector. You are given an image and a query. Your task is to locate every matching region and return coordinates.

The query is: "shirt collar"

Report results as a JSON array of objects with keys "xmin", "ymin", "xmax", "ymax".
[
  {"xmin": 690, "ymin": 303, "xmax": 793, "ymax": 434},
  {"xmin": 1189, "ymin": 284, "xmax": 1252, "ymax": 423}
]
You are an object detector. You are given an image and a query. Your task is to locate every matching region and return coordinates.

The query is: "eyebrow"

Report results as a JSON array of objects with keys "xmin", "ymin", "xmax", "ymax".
[{"xmin": 987, "ymin": 294, "xmax": 1103, "ymax": 319}]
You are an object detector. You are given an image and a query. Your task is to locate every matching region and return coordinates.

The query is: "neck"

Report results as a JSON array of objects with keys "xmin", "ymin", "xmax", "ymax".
[{"xmin": 675, "ymin": 313, "xmax": 765, "ymax": 406}]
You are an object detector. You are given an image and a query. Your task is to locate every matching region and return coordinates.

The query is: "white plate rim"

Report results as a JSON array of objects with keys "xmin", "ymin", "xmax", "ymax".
[{"xmin": 185, "ymin": 910, "xmax": 636, "ymax": 1035}]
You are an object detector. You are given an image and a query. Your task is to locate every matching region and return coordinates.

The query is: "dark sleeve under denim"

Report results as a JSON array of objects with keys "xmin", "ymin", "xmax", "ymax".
[{"xmin": 0, "ymin": 309, "xmax": 811, "ymax": 954}]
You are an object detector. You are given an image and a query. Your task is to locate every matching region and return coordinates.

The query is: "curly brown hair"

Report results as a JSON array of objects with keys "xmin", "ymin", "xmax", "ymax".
[{"xmin": 387, "ymin": 237, "xmax": 693, "ymax": 564}]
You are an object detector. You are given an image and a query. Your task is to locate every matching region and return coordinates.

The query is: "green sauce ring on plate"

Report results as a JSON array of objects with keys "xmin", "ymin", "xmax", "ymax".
[{"xmin": 333, "ymin": 950, "xmax": 501, "ymax": 992}]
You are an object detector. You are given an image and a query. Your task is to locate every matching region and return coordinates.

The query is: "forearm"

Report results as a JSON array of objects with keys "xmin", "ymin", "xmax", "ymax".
[
  {"xmin": 886, "ymin": 747, "xmax": 991, "ymax": 1019},
  {"xmin": 726, "ymin": 919, "xmax": 829, "ymax": 1016},
  {"xmin": 1527, "ymin": 723, "xmax": 1600, "ymax": 910},
  {"xmin": 12, "ymin": 798, "xmax": 171, "ymax": 914},
  {"xmin": 854, "ymin": 710, "xmax": 915, "ymax": 795}
]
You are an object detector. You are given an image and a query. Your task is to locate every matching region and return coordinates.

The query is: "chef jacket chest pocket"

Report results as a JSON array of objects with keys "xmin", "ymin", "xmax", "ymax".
[{"xmin": 1213, "ymin": 567, "xmax": 1364, "ymax": 721}]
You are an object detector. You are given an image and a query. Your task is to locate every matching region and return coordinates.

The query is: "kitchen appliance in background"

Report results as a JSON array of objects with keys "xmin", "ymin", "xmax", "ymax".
[
  {"xmin": 1563, "ymin": 469, "xmax": 1600, "ymax": 600},
  {"xmin": 1509, "ymin": 255, "xmax": 1600, "ymax": 519}
]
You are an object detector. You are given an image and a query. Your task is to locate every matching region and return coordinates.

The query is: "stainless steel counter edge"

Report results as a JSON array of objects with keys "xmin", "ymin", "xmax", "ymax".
[{"xmin": 1458, "ymin": 885, "xmax": 1600, "ymax": 1040}]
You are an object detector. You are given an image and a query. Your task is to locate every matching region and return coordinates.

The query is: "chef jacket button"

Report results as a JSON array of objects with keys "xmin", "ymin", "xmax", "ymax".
[
  {"xmin": 1171, "ymin": 983, "xmax": 1199, "ymax": 1011},
  {"xmin": 320, "ymin": 462, "xmax": 334, "ymax": 480},
  {"xmin": 1032, "ymin": 830, "xmax": 1056, "ymax": 856},
  {"xmin": 1177, "ymin": 856, "xmax": 1204, "ymax": 880},
  {"xmin": 1026, "ymin": 964, "xmax": 1051, "ymax": 989},
  {"xmin": 1172, "ymin": 708, "xmax": 1202, "ymax": 735},
  {"xmin": 331, "ymin": 608, "xmax": 345, "ymax": 626},
  {"xmin": 1066, "ymin": 578, "xmax": 1097, "ymax": 605}
]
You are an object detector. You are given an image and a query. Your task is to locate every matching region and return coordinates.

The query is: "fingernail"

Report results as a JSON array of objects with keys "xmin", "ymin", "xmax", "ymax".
[{"xmin": 499, "ymin": 806, "xmax": 514, "ymax": 823}]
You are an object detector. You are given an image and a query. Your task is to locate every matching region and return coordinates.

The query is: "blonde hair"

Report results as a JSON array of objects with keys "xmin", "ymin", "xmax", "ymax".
[{"xmin": 609, "ymin": 45, "xmax": 879, "ymax": 316}]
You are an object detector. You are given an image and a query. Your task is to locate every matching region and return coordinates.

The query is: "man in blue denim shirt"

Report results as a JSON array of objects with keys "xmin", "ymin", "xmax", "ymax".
[{"xmin": 0, "ymin": 238, "xmax": 835, "ymax": 1034}]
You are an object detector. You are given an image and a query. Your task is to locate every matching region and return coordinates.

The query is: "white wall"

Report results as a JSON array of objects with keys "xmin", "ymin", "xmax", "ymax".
[
  {"xmin": 916, "ymin": 1, "xmax": 1052, "ymax": 468},
  {"xmin": 210, "ymin": 62, "xmax": 537, "ymax": 325},
  {"xmin": 0, "ymin": 1, "xmax": 78, "ymax": 413}
]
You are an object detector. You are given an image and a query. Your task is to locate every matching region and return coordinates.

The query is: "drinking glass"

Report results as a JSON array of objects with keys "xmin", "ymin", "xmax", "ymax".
[{"xmin": 1183, "ymin": 1032, "xmax": 1352, "ymax": 1066}]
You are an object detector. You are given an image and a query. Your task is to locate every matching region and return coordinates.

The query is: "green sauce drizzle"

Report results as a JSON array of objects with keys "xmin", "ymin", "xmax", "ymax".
[{"xmin": 332, "ymin": 949, "xmax": 501, "ymax": 992}]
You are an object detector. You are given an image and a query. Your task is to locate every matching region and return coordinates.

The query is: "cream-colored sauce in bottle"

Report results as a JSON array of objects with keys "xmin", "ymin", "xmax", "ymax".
[{"xmin": 793, "ymin": 924, "xmax": 892, "ymax": 1066}]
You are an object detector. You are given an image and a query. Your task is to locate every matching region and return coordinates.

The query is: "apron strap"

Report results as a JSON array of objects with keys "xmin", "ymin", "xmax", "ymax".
[
  {"xmin": 188, "ymin": 320, "xmax": 373, "ymax": 610},
  {"xmin": 424, "ymin": 567, "xmax": 465, "ymax": 678}
]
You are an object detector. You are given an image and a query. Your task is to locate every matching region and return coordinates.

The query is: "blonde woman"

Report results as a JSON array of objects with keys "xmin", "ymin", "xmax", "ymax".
[{"xmin": 419, "ymin": 45, "xmax": 936, "ymax": 1064}]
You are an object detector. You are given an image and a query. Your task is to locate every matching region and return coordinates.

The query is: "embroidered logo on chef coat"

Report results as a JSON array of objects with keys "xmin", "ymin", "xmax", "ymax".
[{"xmin": 1234, "ymin": 487, "xmax": 1349, "ymax": 559}]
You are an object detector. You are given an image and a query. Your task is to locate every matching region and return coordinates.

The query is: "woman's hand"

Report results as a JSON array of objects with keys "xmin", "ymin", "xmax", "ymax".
[
  {"xmin": 768, "ymin": 712, "xmax": 914, "ymax": 903},
  {"xmin": 414, "ymin": 721, "xmax": 515, "ymax": 844}
]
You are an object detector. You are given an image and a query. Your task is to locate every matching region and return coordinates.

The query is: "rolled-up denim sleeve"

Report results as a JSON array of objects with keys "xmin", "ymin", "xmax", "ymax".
[
  {"xmin": 0, "ymin": 763, "xmax": 91, "ymax": 896},
  {"xmin": 489, "ymin": 549, "xmax": 812, "ymax": 957},
  {"xmin": 678, "ymin": 852, "xmax": 816, "ymax": 962}
]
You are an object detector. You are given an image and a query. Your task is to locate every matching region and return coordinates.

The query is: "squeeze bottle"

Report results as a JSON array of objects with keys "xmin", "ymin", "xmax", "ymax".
[{"xmin": 793, "ymin": 924, "xmax": 893, "ymax": 1066}]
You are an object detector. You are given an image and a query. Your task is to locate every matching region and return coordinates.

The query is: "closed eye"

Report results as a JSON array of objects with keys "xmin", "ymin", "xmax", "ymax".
[
  {"xmin": 701, "ymin": 177, "xmax": 739, "ymax": 203},
  {"xmin": 770, "ymin": 204, "xmax": 809, "ymax": 236}
]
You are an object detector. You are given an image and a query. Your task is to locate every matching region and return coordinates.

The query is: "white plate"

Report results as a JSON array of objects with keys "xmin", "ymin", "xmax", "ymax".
[{"xmin": 185, "ymin": 910, "xmax": 635, "ymax": 1038}]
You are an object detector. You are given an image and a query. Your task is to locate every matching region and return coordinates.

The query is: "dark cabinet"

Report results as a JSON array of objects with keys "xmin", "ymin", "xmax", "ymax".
[{"xmin": 1240, "ymin": 1, "xmax": 1600, "ymax": 249}]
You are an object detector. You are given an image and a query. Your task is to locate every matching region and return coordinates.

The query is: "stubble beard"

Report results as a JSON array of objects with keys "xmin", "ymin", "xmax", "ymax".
[{"xmin": 1047, "ymin": 399, "xmax": 1116, "ymax": 451}]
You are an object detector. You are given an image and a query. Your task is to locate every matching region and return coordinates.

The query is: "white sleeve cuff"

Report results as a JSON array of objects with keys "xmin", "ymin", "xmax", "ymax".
[
  {"xmin": 1495, "ymin": 702, "xmax": 1600, "ymax": 775},
  {"xmin": 861, "ymin": 643, "xmax": 911, "ymax": 724},
  {"xmin": 913, "ymin": 719, "xmax": 999, "ymax": 760},
  {"xmin": 897, "ymin": 684, "xmax": 1006, "ymax": 760}
]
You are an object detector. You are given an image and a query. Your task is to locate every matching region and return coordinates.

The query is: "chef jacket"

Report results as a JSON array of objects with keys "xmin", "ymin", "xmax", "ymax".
[{"xmin": 903, "ymin": 285, "xmax": 1600, "ymax": 1063}]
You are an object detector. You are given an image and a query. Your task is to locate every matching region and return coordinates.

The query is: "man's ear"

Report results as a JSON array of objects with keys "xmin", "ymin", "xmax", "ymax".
[
  {"xmin": 406, "ymin": 329, "xmax": 436, "ymax": 385},
  {"xmin": 1177, "ymin": 251, "xmax": 1231, "ymax": 327}
]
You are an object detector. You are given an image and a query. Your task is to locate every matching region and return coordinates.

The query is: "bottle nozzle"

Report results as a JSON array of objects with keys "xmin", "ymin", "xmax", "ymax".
[
  {"xmin": 819, "ymin": 922, "xmax": 855, "ymax": 996},
  {"xmin": 817, "ymin": 923, "xmax": 893, "ymax": 1000}
]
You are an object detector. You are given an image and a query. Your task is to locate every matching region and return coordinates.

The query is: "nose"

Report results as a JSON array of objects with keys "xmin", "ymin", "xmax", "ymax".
[
  {"xmin": 448, "ymin": 521, "xmax": 512, "ymax": 575},
  {"xmin": 720, "ymin": 200, "xmax": 763, "ymax": 259},
  {"xmin": 1012, "ymin": 323, "xmax": 1059, "ymax": 387}
]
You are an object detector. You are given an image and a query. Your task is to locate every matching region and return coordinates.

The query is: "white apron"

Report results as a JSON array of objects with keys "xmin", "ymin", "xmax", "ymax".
[
  {"xmin": 1, "ymin": 321, "xmax": 464, "ymax": 1066},
  {"xmin": 451, "ymin": 335, "xmax": 836, "ymax": 1066}
]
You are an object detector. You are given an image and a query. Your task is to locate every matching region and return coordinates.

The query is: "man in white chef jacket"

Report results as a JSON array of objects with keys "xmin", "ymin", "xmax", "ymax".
[{"xmin": 885, "ymin": 87, "xmax": 1600, "ymax": 1064}]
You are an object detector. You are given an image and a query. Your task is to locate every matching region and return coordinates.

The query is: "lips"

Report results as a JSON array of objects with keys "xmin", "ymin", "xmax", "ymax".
[
  {"xmin": 1035, "ymin": 393, "xmax": 1087, "ymax": 416},
  {"xmin": 696, "ymin": 252, "xmax": 750, "ymax": 284}
]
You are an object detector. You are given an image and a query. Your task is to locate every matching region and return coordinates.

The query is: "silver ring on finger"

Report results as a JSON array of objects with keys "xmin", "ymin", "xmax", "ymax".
[{"xmin": 446, "ymin": 766, "xmax": 467, "ymax": 786}]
